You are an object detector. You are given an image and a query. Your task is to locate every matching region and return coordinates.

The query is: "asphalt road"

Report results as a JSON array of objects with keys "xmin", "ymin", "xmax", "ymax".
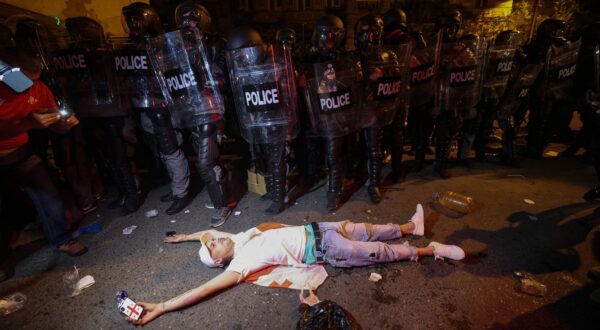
[{"xmin": 1, "ymin": 151, "xmax": 599, "ymax": 329}]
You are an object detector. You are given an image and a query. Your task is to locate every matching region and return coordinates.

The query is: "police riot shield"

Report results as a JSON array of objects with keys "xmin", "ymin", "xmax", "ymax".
[
  {"xmin": 226, "ymin": 44, "xmax": 299, "ymax": 144},
  {"xmin": 147, "ymin": 28, "xmax": 224, "ymax": 128},
  {"xmin": 360, "ymin": 43, "xmax": 411, "ymax": 128},
  {"xmin": 409, "ymin": 32, "xmax": 441, "ymax": 108},
  {"xmin": 480, "ymin": 34, "xmax": 519, "ymax": 102},
  {"xmin": 542, "ymin": 38, "xmax": 581, "ymax": 102},
  {"xmin": 110, "ymin": 38, "xmax": 166, "ymax": 112},
  {"xmin": 303, "ymin": 56, "xmax": 361, "ymax": 138},
  {"xmin": 49, "ymin": 37, "xmax": 122, "ymax": 117},
  {"xmin": 438, "ymin": 36, "xmax": 485, "ymax": 111},
  {"xmin": 497, "ymin": 63, "xmax": 543, "ymax": 120}
]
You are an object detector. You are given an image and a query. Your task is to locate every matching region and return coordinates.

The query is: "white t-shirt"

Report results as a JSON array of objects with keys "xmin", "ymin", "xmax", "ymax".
[{"xmin": 226, "ymin": 225, "xmax": 307, "ymax": 281}]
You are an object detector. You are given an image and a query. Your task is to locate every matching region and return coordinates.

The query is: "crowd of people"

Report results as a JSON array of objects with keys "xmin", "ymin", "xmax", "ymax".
[{"xmin": 0, "ymin": 2, "xmax": 599, "ymax": 287}]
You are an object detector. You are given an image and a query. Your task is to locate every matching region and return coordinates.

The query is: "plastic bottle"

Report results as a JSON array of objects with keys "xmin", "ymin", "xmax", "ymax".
[{"xmin": 434, "ymin": 191, "xmax": 474, "ymax": 214}]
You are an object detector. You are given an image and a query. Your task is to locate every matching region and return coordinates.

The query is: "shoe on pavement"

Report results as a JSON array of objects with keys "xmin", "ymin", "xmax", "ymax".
[
  {"xmin": 166, "ymin": 194, "xmax": 192, "ymax": 215},
  {"xmin": 210, "ymin": 207, "xmax": 232, "ymax": 228},
  {"xmin": 428, "ymin": 241, "xmax": 465, "ymax": 260},
  {"xmin": 57, "ymin": 239, "xmax": 88, "ymax": 256},
  {"xmin": 409, "ymin": 203, "xmax": 425, "ymax": 236},
  {"xmin": 80, "ymin": 203, "xmax": 98, "ymax": 215}
]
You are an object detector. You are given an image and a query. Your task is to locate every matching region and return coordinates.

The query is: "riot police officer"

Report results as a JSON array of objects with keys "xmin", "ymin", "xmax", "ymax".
[
  {"xmin": 433, "ymin": 10, "xmax": 463, "ymax": 178},
  {"xmin": 474, "ymin": 30, "xmax": 522, "ymax": 166},
  {"xmin": 301, "ymin": 15, "xmax": 362, "ymax": 212},
  {"xmin": 121, "ymin": 3, "xmax": 192, "ymax": 215},
  {"xmin": 578, "ymin": 22, "xmax": 600, "ymax": 200},
  {"xmin": 381, "ymin": 8, "xmax": 413, "ymax": 179},
  {"xmin": 355, "ymin": 14, "xmax": 409, "ymax": 202},
  {"xmin": 172, "ymin": 1, "xmax": 238, "ymax": 225},
  {"xmin": 524, "ymin": 18, "xmax": 580, "ymax": 158},
  {"xmin": 225, "ymin": 26, "xmax": 298, "ymax": 214}
]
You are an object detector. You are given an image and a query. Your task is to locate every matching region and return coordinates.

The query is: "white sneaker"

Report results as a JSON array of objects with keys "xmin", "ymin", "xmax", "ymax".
[
  {"xmin": 409, "ymin": 203, "xmax": 425, "ymax": 236},
  {"xmin": 428, "ymin": 241, "xmax": 465, "ymax": 261}
]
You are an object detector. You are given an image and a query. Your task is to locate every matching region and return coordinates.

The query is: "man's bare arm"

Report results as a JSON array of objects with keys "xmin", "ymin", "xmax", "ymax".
[
  {"xmin": 130, "ymin": 270, "xmax": 240, "ymax": 325},
  {"xmin": 0, "ymin": 112, "xmax": 60, "ymax": 139},
  {"xmin": 163, "ymin": 229, "xmax": 233, "ymax": 243}
]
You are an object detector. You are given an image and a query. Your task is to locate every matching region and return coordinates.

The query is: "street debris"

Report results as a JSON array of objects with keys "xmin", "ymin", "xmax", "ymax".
[
  {"xmin": 234, "ymin": 211, "xmax": 241, "ymax": 216},
  {"xmin": 528, "ymin": 215, "xmax": 538, "ymax": 221},
  {"xmin": 0, "ymin": 292, "xmax": 27, "ymax": 316},
  {"xmin": 545, "ymin": 151, "xmax": 559, "ymax": 157},
  {"xmin": 435, "ymin": 191, "xmax": 474, "ymax": 214},
  {"xmin": 78, "ymin": 223, "xmax": 102, "ymax": 235},
  {"xmin": 513, "ymin": 272, "xmax": 547, "ymax": 297},
  {"xmin": 63, "ymin": 266, "xmax": 95, "ymax": 297},
  {"xmin": 523, "ymin": 199, "xmax": 535, "ymax": 205},
  {"xmin": 299, "ymin": 289, "xmax": 321, "ymax": 306},
  {"xmin": 145, "ymin": 209, "xmax": 158, "ymax": 218},
  {"xmin": 507, "ymin": 174, "xmax": 526, "ymax": 179},
  {"xmin": 184, "ymin": 209, "xmax": 190, "ymax": 214},
  {"xmin": 122, "ymin": 226, "xmax": 137, "ymax": 235},
  {"xmin": 170, "ymin": 220, "xmax": 176, "ymax": 223},
  {"xmin": 369, "ymin": 273, "xmax": 382, "ymax": 282},
  {"xmin": 205, "ymin": 204, "xmax": 214, "ymax": 209}
]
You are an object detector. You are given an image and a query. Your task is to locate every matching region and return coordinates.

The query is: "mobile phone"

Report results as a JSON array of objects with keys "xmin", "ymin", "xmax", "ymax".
[
  {"xmin": 58, "ymin": 108, "xmax": 71, "ymax": 119},
  {"xmin": 166, "ymin": 231, "xmax": 176, "ymax": 237}
]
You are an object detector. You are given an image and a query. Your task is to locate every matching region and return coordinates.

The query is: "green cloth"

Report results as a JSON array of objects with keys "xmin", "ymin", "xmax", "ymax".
[{"xmin": 302, "ymin": 224, "xmax": 317, "ymax": 265}]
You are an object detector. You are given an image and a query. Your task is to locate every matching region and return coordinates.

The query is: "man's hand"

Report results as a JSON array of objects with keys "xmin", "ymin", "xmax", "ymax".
[
  {"xmin": 30, "ymin": 112, "xmax": 60, "ymax": 128},
  {"xmin": 126, "ymin": 302, "xmax": 165, "ymax": 326},
  {"xmin": 50, "ymin": 114, "xmax": 79, "ymax": 134},
  {"xmin": 164, "ymin": 234, "xmax": 188, "ymax": 243}
]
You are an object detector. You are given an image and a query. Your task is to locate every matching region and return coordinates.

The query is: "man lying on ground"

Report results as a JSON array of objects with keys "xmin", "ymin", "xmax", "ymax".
[{"xmin": 127, "ymin": 204, "xmax": 465, "ymax": 325}]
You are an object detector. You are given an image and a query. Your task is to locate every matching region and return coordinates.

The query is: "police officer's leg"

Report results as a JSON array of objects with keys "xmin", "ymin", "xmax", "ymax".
[
  {"xmin": 434, "ymin": 110, "xmax": 455, "ymax": 179},
  {"xmin": 192, "ymin": 122, "xmax": 235, "ymax": 227},
  {"xmin": 526, "ymin": 98, "xmax": 548, "ymax": 158},
  {"xmin": 148, "ymin": 111, "xmax": 191, "ymax": 215},
  {"xmin": 102, "ymin": 117, "xmax": 141, "ymax": 214},
  {"xmin": 499, "ymin": 115, "xmax": 519, "ymax": 167},
  {"xmin": 412, "ymin": 104, "xmax": 434, "ymax": 173},
  {"xmin": 474, "ymin": 101, "xmax": 495, "ymax": 161},
  {"xmin": 583, "ymin": 116, "xmax": 600, "ymax": 200},
  {"xmin": 390, "ymin": 106, "xmax": 406, "ymax": 182},
  {"xmin": 456, "ymin": 106, "xmax": 480, "ymax": 168},
  {"xmin": 365, "ymin": 126, "xmax": 383, "ymax": 204},
  {"xmin": 326, "ymin": 136, "xmax": 344, "ymax": 212},
  {"xmin": 265, "ymin": 140, "xmax": 289, "ymax": 214}
]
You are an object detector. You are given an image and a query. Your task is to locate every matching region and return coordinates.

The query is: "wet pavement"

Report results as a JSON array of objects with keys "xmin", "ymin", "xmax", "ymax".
[{"xmin": 1, "ymin": 149, "xmax": 600, "ymax": 329}]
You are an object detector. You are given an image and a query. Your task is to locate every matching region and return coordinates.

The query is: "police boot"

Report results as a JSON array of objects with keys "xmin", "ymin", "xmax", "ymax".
[
  {"xmin": 367, "ymin": 157, "xmax": 382, "ymax": 204},
  {"xmin": 265, "ymin": 163, "xmax": 287, "ymax": 215},
  {"xmin": 107, "ymin": 164, "xmax": 127, "ymax": 209},
  {"xmin": 366, "ymin": 128, "xmax": 383, "ymax": 204},
  {"xmin": 119, "ymin": 165, "xmax": 140, "ymax": 215},
  {"xmin": 502, "ymin": 129, "xmax": 520, "ymax": 168},
  {"xmin": 412, "ymin": 145, "xmax": 426, "ymax": 173},
  {"xmin": 326, "ymin": 164, "xmax": 343, "ymax": 213},
  {"xmin": 260, "ymin": 173, "xmax": 273, "ymax": 201},
  {"xmin": 434, "ymin": 142, "xmax": 451, "ymax": 179}
]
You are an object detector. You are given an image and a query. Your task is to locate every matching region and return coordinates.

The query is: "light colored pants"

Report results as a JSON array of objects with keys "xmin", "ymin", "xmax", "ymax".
[{"xmin": 318, "ymin": 221, "xmax": 416, "ymax": 268}]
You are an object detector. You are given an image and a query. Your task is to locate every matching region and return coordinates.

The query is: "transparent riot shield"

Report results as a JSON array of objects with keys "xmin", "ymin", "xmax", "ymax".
[
  {"xmin": 409, "ymin": 32, "xmax": 441, "ymax": 108},
  {"xmin": 110, "ymin": 37, "xmax": 166, "ymax": 111},
  {"xmin": 480, "ymin": 33, "xmax": 519, "ymax": 102},
  {"xmin": 49, "ymin": 37, "xmax": 122, "ymax": 118},
  {"xmin": 543, "ymin": 38, "xmax": 581, "ymax": 102},
  {"xmin": 226, "ymin": 44, "xmax": 298, "ymax": 144},
  {"xmin": 147, "ymin": 28, "xmax": 224, "ymax": 128},
  {"xmin": 497, "ymin": 63, "xmax": 543, "ymax": 120},
  {"xmin": 360, "ymin": 43, "xmax": 411, "ymax": 128},
  {"xmin": 303, "ymin": 56, "xmax": 361, "ymax": 138},
  {"xmin": 439, "ymin": 36, "xmax": 485, "ymax": 111}
]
